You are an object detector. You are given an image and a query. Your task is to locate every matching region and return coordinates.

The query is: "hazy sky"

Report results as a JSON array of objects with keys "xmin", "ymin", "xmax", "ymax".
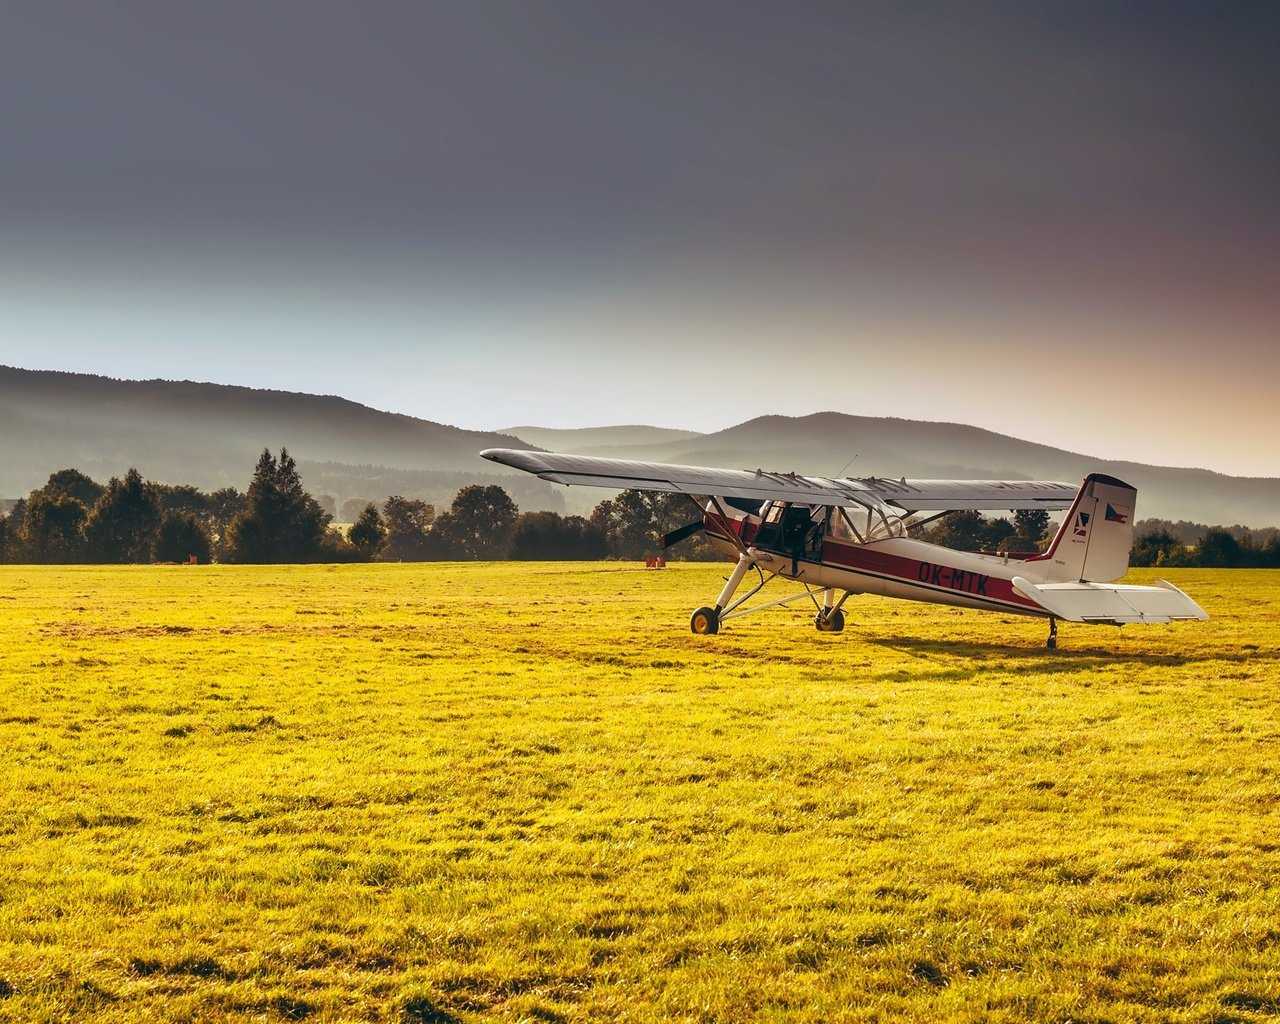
[{"xmin": 2, "ymin": 2, "xmax": 1277, "ymax": 475}]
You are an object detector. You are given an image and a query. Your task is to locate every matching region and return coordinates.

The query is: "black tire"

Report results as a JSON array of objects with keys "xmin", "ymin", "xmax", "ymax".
[
  {"xmin": 815, "ymin": 608, "xmax": 845, "ymax": 633},
  {"xmin": 690, "ymin": 607, "xmax": 720, "ymax": 635}
]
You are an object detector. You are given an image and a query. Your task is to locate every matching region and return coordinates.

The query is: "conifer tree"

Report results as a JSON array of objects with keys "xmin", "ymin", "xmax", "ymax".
[{"xmin": 226, "ymin": 448, "xmax": 331, "ymax": 562}]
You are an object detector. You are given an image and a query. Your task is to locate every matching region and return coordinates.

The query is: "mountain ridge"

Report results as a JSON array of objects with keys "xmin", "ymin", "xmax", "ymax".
[
  {"xmin": 493, "ymin": 411, "xmax": 1279, "ymax": 526},
  {"xmin": 3, "ymin": 366, "xmax": 1276, "ymax": 526}
]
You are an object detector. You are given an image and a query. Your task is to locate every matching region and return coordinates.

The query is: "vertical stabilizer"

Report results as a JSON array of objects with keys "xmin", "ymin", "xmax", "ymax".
[{"xmin": 1029, "ymin": 474, "xmax": 1136, "ymax": 583}]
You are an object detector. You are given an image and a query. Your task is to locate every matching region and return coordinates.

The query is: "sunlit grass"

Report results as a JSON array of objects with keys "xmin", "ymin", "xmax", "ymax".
[{"xmin": 1, "ymin": 563, "xmax": 1278, "ymax": 1022}]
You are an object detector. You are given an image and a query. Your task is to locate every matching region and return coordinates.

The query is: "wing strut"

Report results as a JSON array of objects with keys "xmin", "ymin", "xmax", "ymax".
[{"xmin": 707, "ymin": 495, "xmax": 752, "ymax": 558}]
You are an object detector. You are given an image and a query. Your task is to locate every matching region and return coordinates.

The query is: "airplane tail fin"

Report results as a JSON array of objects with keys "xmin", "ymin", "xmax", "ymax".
[{"xmin": 1031, "ymin": 474, "xmax": 1136, "ymax": 583}]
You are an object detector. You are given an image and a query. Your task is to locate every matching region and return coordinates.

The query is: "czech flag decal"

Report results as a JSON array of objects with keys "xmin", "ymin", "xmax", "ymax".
[{"xmin": 1105, "ymin": 504, "xmax": 1129, "ymax": 524}]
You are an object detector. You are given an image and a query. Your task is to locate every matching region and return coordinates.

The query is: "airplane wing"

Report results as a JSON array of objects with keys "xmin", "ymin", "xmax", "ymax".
[
  {"xmin": 481, "ymin": 449, "xmax": 1078, "ymax": 512},
  {"xmin": 481, "ymin": 448, "xmax": 885, "ymax": 507},
  {"xmin": 855, "ymin": 478, "xmax": 1078, "ymax": 512}
]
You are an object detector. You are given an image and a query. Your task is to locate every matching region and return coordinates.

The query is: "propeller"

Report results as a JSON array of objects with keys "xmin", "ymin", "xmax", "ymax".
[{"xmin": 661, "ymin": 520, "xmax": 705, "ymax": 549}]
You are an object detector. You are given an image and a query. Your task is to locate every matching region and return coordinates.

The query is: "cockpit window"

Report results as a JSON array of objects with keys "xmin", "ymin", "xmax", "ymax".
[
  {"xmin": 825, "ymin": 503, "xmax": 904, "ymax": 544},
  {"xmin": 828, "ymin": 507, "xmax": 863, "ymax": 543}
]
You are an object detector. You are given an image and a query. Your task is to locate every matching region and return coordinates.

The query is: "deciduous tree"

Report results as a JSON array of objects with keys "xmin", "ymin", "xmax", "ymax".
[
  {"xmin": 84, "ymin": 468, "xmax": 160, "ymax": 563},
  {"xmin": 430, "ymin": 485, "xmax": 518, "ymax": 560},
  {"xmin": 1197, "ymin": 528, "xmax": 1243, "ymax": 568},
  {"xmin": 153, "ymin": 510, "xmax": 213, "ymax": 563},
  {"xmin": 21, "ymin": 492, "xmax": 87, "ymax": 563},
  {"xmin": 510, "ymin": 511, "xmax": 607, "ymax": 560},
  {"xmin": 42, "ymin": 468, "xmax": 104, "ymax": 508},
  {"xmin": 380, "ymin": 496, "xmax": 435, "ymax": 560},
  {"xmin": 1130, "ymin": 529, "xmax": 1181, "ymax": 568},
  {"xmin": 590, "ymin": 490, "xmax": 696, "ymax": 559}
]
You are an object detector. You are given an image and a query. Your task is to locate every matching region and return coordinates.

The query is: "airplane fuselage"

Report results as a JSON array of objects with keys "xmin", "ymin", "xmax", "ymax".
[{"xmin": 706, "ymin": 525, "xmax": 1050, "ymax": 618}]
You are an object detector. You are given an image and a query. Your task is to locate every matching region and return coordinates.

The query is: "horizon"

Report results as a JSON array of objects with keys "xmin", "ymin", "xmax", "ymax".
[
  {"xmin": 4, "ymin": 361, "xmax": 1274, "ymax": 482},
  {"xmin": 2, "ymin": 5, "xmax": 1277, "ymax": 478}
]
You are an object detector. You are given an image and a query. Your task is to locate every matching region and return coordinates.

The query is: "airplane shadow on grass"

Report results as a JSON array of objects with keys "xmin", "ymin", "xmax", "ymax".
[{"xmin": 861, "ymin": 633, "xmax": 1277, "ymax": 673}]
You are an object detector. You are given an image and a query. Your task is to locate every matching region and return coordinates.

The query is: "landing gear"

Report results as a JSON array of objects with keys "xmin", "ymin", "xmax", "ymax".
[
  {"xmin": 1046, "ymin": 616, "xmax": 1058, "ymax": 649},
  {"xmin": 815, "ymin": 608, "xmax": 845, "ymax": 633},
  {"xmin": 686, "ymin": 549, "xmax": 850, "ymax": 636},
  {"xmin": 690, "ymin": 554, "xmax": 755, "ymax": 634},
  {"xmin": 690, "ymin": 607, "xmax": 720, "ymax": 635}
]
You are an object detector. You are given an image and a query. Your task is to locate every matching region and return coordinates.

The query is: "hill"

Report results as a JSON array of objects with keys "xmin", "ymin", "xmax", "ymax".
[
  {"xmin": 503, "ymin": 424, "xmax": 705, "ymax": 452},
  {"xmin": 508, "ymin": 412, "xmax": 1280, "ymax": 527},
  {"xmin": 0, "ymin": 366, "xmax": 564, "ymax": 513},
  {"xmin": 4, "ymin": 368, "xmax": 1276, "ymax": 526}
]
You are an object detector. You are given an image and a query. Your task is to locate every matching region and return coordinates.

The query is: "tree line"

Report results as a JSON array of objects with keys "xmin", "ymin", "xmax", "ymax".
[
  {"xmin": 2, "ymin": 451, "xmax": 1275, "ymax": 566},
  {"xmin": 916, "ymin": 510, "xmax": 1280, "ymax": 568},
  {"xmin": 0, "ymin": 449, "xmax": 716, "ymax": 564},
  {"xmin": 1128, "ymin": 524, "xmax": 1280, "ymax": 568}
]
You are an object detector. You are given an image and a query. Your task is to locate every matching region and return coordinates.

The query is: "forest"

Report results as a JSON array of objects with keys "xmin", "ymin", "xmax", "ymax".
[{"xmin": 2, "ymin": 448, "xmax": 1276, "ymax": 567}]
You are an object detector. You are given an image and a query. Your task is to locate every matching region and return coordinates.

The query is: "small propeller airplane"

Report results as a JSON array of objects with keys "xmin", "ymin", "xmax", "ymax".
[{"xmin": 481, "ymin": 448, "xmax": 1208, "ymax": 647}]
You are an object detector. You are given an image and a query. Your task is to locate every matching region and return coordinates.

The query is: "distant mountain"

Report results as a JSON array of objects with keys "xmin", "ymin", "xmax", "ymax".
[
  {"xmin": 504, "ymin": 412, "xmax": 1280, "ymax": 527},
  {"xmin": 4, "ymin": 368, "xmax": 1277, "ymax": 526},
  {"xmin": 0, "ymin": 366, "xmax": 564, "ymax": 513},
  {"xmin": 503, "ymin": 424, "xmax": 704, "ymax": 452}
]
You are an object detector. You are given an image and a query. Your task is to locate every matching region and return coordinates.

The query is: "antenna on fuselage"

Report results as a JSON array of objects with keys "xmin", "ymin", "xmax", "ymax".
[{"xmin": 834, "ymin": 453, "xmax": 859, "ymax": 479}]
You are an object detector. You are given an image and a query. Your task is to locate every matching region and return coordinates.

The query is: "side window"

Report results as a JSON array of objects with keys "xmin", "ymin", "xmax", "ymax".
[{"xmin": 827, "ymin": 507, "xmax": 864, "ymax": 544}]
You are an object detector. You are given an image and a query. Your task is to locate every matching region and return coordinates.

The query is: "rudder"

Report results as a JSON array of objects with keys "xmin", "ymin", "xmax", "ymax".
[{"xmin": 1029, "ymin": 474, "xmax": 1136, "ymax": 583}]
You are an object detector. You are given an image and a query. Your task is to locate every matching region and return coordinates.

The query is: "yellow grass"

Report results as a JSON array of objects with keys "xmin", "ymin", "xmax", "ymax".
[{"xmin": 1, "ymin": 563, "xmax": 1278, "ymax": 1023}]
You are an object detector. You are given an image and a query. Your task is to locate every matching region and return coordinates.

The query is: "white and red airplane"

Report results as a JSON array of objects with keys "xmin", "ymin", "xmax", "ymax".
[{"xmin": 481, "ymin": 448, "xmax": 1208, "ymax": 647}]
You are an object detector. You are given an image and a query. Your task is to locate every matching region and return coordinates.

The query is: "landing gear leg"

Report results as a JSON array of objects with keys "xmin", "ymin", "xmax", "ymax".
[
  {"xmin": 1047, "ymin": 616, "xmax": 1058, "ymax": 650},
  {"xmin": 691, "ymin": 553, "xmax": 755, "ymax": 635}
]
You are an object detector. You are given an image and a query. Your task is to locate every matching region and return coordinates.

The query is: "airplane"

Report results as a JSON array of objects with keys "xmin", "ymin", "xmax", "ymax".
[{"xmin": 480, "ymin": 448, "xmax": 1208, "ymax": 647}]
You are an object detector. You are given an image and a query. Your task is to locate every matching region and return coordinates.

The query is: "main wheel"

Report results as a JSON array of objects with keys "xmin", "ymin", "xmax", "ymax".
[
  {"xmin": 815, "ymin": 608, "xmax": 845, "ymax": 633},
  {"xmin": 690, "ymin": 606, "xmax": 720, "ymax": 635}
]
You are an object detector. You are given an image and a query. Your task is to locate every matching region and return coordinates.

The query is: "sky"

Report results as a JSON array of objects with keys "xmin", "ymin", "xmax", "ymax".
[{"xmin": 2, "ymin": 2, "xmax": 1277, "ymax": 476}]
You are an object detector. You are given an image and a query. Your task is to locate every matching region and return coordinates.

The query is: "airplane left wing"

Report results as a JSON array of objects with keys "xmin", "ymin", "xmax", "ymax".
[{"xmin": 480, "ymin": 449, "xmax": 885, "ymax": 508}]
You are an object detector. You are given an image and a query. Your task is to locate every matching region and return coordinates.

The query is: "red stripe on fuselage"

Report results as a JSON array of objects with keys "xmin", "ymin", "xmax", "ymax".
[{"xmin": 818, "ymin": 539, "xmax": 1042, "ymax": 613}]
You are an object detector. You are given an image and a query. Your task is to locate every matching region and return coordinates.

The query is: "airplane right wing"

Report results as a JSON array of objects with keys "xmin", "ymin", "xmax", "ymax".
[
  {"xmin": 482, "ymin": 449, "xmax": 1081, "ymax": 514},
  {"xmin": 855, "ymin": 478, "xmax": 1078, "ymax": 512},
  {"xmin": 480, "ymin": 449, "xmax": 886, "ymax": 508}
]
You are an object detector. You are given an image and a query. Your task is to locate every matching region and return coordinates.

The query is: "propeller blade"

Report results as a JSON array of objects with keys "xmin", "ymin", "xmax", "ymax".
[{"xmin": 661, "ymin": 520, "xmax": 705, "ymax": 549}]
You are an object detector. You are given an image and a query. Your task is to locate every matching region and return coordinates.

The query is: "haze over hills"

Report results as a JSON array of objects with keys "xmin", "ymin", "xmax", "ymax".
[
  {"xmin": 0, "ymin": 366, "xmax": 565, "ymax": 513},
  {"xmin": 3, "ymin": 366, "xmax": 1277, "ymax": 527},
  {"xmin": 524, "ymin": 412, "xmax": 1280, "ymax": 527},
  {"xmin": 503, "ymin": 425, "xmax": 704, "ymax": 451}
]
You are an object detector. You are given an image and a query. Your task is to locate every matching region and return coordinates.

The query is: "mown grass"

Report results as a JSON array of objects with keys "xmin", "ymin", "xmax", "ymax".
[{"xmin": 1, "ymin": 562, "xmax": 1278, "ymax": 1023}]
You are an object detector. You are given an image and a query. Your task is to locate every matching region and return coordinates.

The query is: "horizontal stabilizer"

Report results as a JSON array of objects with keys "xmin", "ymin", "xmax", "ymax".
[{"xmin": 1011, "ymin": 576, "xmax": 1209, "ymax": 625}]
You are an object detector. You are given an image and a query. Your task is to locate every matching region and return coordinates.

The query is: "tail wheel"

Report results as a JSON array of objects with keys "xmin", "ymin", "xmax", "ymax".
[
  {"xmin": 815, "ymin": 609, "xmax": 845, "ymax": 633},
  {"xmin": 690, "ymin": 607, "xmax": 720, "ymax": 635}
]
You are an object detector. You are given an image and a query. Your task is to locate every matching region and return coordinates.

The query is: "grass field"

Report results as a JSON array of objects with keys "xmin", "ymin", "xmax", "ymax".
[{"xmin": 1, "ymin": 562, "xmax": 1278, "ymax": 1023}]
